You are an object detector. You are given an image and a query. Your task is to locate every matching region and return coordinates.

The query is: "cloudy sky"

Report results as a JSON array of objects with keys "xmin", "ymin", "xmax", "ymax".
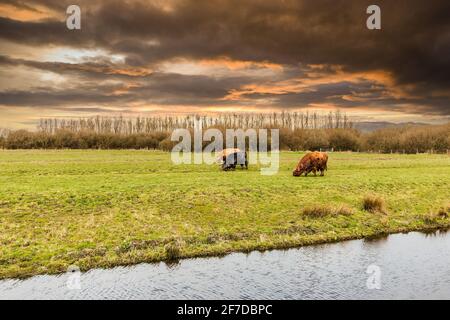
[{"xmin": 1, "ymin": 0, "xmax": 449, "ymax": 128}]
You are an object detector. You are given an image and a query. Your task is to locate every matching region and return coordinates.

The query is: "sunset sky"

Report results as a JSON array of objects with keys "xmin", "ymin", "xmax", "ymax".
[{"xmin": 0, "ymin": 0, "xmax": 449, "ymax": 128}]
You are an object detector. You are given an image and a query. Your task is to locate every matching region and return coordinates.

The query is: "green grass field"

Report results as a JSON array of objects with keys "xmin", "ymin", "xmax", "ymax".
[{"xmin": 0, "ymin": 150, "xmax": 449, "ymax": 279}]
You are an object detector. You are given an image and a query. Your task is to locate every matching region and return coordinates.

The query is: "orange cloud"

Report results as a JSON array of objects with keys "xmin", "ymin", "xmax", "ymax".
[
  {"xmin": 111, "ymin": 83, "xmax": 141, "ymax": 96},
  {"xmin": 223, "ymin": 65, "xmax": 418, "ymax": 102},
  {"xmin": 0, "ymin": 3, "xmax": 61, "ymax": 22},
  {"xmin": 199, "ymin": 57, "xmax": 283, "ymax": 72}
]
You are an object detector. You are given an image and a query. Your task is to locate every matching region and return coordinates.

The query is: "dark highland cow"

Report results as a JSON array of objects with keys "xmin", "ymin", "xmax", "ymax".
[
  {"xmin": 216, "ymin": 148, "xmax": 241, "ymax": 163},
  {"xmin": 293, "ymin": 152, "xmax": 328, "ymax": 177},
  {"xmin": 222, "ymin": 151, "xmax": 248, "ymax": 171}
]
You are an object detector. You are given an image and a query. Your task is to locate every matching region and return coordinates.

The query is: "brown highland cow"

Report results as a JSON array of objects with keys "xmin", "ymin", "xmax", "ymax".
[{"xmin": 293, "ymin": 152, "xmax": 328, "ymax": 177}]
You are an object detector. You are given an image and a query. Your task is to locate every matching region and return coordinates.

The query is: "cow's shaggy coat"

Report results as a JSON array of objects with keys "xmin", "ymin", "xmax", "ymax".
[{"xmin": 293, "ymin": 152, "xmax": 328, "ymax": 176}]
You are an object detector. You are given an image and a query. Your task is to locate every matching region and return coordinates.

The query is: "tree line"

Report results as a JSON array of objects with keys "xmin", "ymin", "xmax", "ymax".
[
  {"xmin": 0, "ymin": 113, "xmax": 449, "ymax": 153},
  {"xmin": 35, "ymin": 111, "xmax": 353, "ymax": 135}
]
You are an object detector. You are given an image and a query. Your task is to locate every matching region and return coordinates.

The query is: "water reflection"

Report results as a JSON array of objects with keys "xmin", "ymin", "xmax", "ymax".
[{"xmin": 0, "ymin": 231, "xmax": 449, "ymax": 300}]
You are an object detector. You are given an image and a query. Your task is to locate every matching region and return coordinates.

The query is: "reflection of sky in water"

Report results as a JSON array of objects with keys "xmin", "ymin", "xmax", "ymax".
[{"xmin": 0, "ymin": 231, "xmax": 449, "ymax": 300}]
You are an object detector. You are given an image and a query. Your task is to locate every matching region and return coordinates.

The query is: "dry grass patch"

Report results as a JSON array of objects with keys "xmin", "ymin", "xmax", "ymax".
[
  {"xmin": 363, "ymin": 195, "xmax": 386, "ymax": 213},
  {"xmin": 302, "ymin": 204, "xmax": 354, "ymax": 218},
  {"xmin": 425, "ymin": 204, "xmax": 450, "ymax": 223},
  {"xmin": 437, "ymin": 204, "xmax": 450, "ymax": 218},
  {"xmin": 335, "ymin": 204, "xmax": 355, "ymax": 216},
  {"xmin": 164, "ymin": 240, "xmax": 182, "ymax": 261}
]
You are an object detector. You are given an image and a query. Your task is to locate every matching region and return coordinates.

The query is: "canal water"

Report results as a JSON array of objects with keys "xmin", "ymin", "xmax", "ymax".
[{"xmin": 0, "ymin": 231, "xmax": 449, "ymax": 300}]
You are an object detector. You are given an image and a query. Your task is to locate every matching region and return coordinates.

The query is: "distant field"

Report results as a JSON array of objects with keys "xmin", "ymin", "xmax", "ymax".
[{"xmin": 0, "ymin": 150, "xmax": 449, "ymax": 279}]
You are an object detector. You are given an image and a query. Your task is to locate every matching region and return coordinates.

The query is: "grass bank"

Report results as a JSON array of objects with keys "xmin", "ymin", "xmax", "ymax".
[{"xmin": 0, "ymin": 150, "xmax": 449, "ymax": 279}]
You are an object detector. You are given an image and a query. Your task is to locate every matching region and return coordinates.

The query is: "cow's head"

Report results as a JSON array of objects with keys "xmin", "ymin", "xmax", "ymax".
[{"xmin": 292, "ymin": 164, "xmax": 304, "ymax": 177}]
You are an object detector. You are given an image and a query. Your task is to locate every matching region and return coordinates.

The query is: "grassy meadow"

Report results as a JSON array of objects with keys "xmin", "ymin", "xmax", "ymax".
[{"xmin": 0, "ymin": 150, "xmax": 449, "ymax": 279}]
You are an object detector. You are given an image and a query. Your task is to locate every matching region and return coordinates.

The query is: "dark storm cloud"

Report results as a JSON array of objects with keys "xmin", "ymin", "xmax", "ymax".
[
  {"xmin": 0, "ymin": 88, "xmax": 129, "ymax": 107},
  {"xmin": 0, "ymin": 0, "xmax": 449, "ymax": 115},
  {"xmin": 0, "ymin": 61, "xmax": 253, "ymax": 107},
  {"xmin": 0, "ymin": 55, "xmax": 153, "ymax": 79}
]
